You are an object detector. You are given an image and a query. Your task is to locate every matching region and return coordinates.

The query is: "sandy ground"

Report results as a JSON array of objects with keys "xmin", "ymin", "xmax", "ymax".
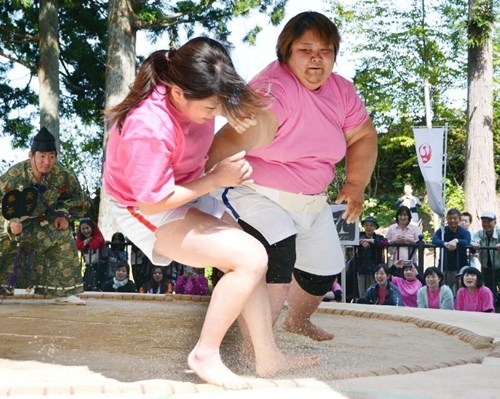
[{"xmin": 0, "ymin": 297, "xmax": 491, "ymax": 388}]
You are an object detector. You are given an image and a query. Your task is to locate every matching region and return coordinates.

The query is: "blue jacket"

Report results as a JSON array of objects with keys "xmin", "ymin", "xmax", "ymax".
[
  {"xmin": 432, "ymin": 226, "xmax": 471, "ymax": 272},
  {"xmin": 361, "ymin": 281, "xmax": 404, "ymax": 306}
]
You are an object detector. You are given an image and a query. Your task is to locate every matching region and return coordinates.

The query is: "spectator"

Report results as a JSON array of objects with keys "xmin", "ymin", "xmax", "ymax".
[
  {"xmin": 0, "ymin": 127, "xmax": 90, "ymax": 304},
  {"xmin": 394, "ymin": 184, "xmax": 422, "ymax": 225},
  {"xmin": 322, "ymin": 276, "xmax": 343, "ymax": 302},
  {"xmin": 417, "ymin": 266, "xmax": 454, "ymax": 310},
  {"xmin": 207, "ymin": 11, "xmax": 378, "ymax": 342},
  {"xmin": 356, "ymin": 216, "xmax": 388, "ymax": 297},
  {"xmin": 461, "ymin": 210, "xmax": 481, "ymax": 269},
  {"xmin": 460, "ymin": 211, "xmax": 473, "ymax": 231},
  {"xmin": 101, "ymin": 261, "xmax": 137, "ymax": 293},
  {"xmin": 390, "ymin": 260, "xmax": 423, "ymax": 307},
  {"xmin": 432, "ymin": 208, "xmax": 471, "ymax": 289},
  {"xmin": 141, "ymin": 266, "xmax": 168, "ymax": 294},
  {"xmin": 76, "ymin": 218, "xmax": 105, "ymax": 291},
  {"xmin": 357, "ymin": 264, "xmax": 404, "ymax": 306},
  {"xmin": 104, "ymin": 232, "xmax": 129, "ymax": 281},
  {"xmin": 471, "ymin": 211, "xmax": 500, "ymax": 311},
  {"xmin": 455, "ymin": 266, "xmax": 494, "ymax": 313},
  {"xmin": 386, "ymin": 205, "xmax": 421, "ymax": 273},
  {"xmin": 174, "ymin": 267, "xmax": 209, "ymax": 296}
]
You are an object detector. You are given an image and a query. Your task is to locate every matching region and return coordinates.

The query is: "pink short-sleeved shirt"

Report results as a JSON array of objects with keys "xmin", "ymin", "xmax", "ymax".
[
  {"xmin": 391, "ymin": 276, "xmax": 422, "ymax": 307},
  {"xmin": 246, "ymin": 61, "xmax": 369, "ymax": 194},
  {"xmin": 455, "ymin": 287, "xmax": 494, "ymax": 312},
  {"xmin": 103, "ymin": 85, "xmax": 214, "ymax": 206}
]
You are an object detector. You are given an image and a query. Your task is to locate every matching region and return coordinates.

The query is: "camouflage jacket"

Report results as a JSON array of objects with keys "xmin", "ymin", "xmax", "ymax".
[{"xmin": 0, "ymin": 160, "xmax": 91, "ymax": 235}]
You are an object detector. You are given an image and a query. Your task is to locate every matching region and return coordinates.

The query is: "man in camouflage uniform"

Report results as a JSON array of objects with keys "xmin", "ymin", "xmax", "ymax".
[{"xmin": 0, "ymin": 127, "xmax": 91, "ymax": 304}]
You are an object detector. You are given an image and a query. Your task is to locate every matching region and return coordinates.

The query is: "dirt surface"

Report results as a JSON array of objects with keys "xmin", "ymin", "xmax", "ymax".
[{"xmin": 0, "ymin": 298, "xmax": 490, "ymax": 385}]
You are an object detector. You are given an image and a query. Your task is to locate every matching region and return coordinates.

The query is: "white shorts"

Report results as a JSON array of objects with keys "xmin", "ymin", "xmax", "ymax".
[
  {"xmin": 218, "ymin": 185, "xmax": 344, "ymax": 276},
  {"xmin": 109, "ymin": 195, "xmax": 227, "ymax": 266}
]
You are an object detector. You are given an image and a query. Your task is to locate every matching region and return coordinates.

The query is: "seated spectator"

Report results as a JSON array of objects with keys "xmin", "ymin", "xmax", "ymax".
[
  {"xmin": 141, "ymin": 266, "xmax": 168, "ymax": 294},
  {"xmin": 101, "ymin": 261, "xmax": 137, "ymax": 293},
  {"xmin": 174, "ymin": 266, "xmax": 209, "ymax": 296},
  {"xmin": 104, "ymin": 232, "xmax": 129, "ymax": 280},
  {"xmin": 455, "ymin": 266, "xmax": 494, "ymax": 313},
  {"xmin": 390, "ymin": 260, "xmax": 423, "ymax": 307},
  {"xmin": 417, "ymin": 266, "xmax": 454, "ymax": 310},
  {"xmin": 76, "ymin": 218, "xmax": 105, "ymax": 291},
  {"xmin": 386, "ymin": 206, "xmax": 421, "ymax": 275},
  {"xmin": 432, "ymin": 208, "xmax": 471, "ymax": 290},
  {"xmin": 322, "ymin": 276, "xmax": 343, "ymax": 302},
  {"xmin": 356, "ymin": 216, "xmax": 388, "ymax": 297},
  {"xmin": 357, "ymin": 264, "xmax": 404, "ymax": 306}
]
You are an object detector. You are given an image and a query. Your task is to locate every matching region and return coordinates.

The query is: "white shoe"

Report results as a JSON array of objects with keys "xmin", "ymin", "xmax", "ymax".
[{"xmin": 54, "ymin": 295, "xmax": 86, "ymax": 305}]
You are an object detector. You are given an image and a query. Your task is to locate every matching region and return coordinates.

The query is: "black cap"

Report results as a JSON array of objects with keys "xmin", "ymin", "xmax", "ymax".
[
  {"xmin": 361, "ymin": 216, "xmax": 379, "ymax": 229},
  {"xmin": 31, "ymin": 127, "xmax": 57, "ymax": 154}
]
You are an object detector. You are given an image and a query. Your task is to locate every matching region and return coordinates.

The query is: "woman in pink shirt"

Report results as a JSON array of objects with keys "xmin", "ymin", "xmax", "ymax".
[
  {"xmin": 103, "ymin": 37, "xmax": 317, "ymax": 389},
  {"xmin": 390, "ymin": 260, "xmax": 423, "ymax": 307},
  {"xmin": 455, "ymin": 266, "xmax": 494, "ymax": 312},
  {"xmin": 207, "ymin": 11, "xmax": 378, "ymax": 342},
  {"xmin": 386, "ymin": 206, "xmax": 422, "ymax": 270}
]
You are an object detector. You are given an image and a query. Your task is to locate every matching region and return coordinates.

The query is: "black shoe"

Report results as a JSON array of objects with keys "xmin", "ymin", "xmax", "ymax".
[{"xmin": 0, "ymin": 286, "xmax": 14, "ymax": 296}]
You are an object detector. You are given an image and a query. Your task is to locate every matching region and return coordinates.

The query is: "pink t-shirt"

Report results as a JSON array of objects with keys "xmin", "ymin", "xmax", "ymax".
[
  {"xmin": 104, "ymin": 85, "xmax": 214, "ymax": 206},
  {"xmin": 455, "ymin": 287, "xmax": 494, "ymax": 312},
  {"xmin": 246, "ymin": 61, "xmax": 369, "ymax": 194},
  {"xmin": 426, "ymin": 289, "xmax": 440, "ymax": 309},
  {"xmin": 391, "ymin": 276, "xmax": 422, "ymax": 307}
]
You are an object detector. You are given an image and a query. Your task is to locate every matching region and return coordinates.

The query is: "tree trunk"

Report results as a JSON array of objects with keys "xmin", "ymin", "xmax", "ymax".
[
  {"xmin": 98, "ymin": 0, "xmax": 137, "ymax": 240},
  {"xmin": 39, "ymin": 0, "xmax": 60, "ymax": 150},
  {"xmin": 464, "ymin": 0, "xmax": 495, "ymax": 231}
]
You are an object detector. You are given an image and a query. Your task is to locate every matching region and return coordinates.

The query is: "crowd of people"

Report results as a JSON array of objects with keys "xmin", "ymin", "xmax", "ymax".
[
  {"xmin": 348, "ymin": 207, "xmax": 499, "ymax": 313},
  {"xmin": 75, "ymin": 220, "xmax": 209, "ymax": 295},
  {"xmin": 1, "ymin": 10, "xmax": 498, "ymax": 388}
]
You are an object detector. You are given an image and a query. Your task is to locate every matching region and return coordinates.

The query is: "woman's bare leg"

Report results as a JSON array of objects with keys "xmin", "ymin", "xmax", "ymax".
[
  {"xmin": 155, "ymin": 210, "xmax": 319, "ymax": 387},
  {"xmin": 282, "ymin": 276, "xmax": 334, "ymax": 341}
]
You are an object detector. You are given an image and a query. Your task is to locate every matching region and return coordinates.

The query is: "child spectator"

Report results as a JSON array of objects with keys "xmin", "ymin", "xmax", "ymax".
[
  {"xmin": 357, "ymin": 264, "xmax": 404, "ymax": 306},
  {"xmin": 101, "ymin": 261, "xmax": 137, "ymax": 293},
  {"xmin": 174, "ymin": 266, "xmax": 209, "ymax": 296},
  {"xmin": 455, "ymin": 266, "xmax": 494, "ymax": 312},
  {"xmin": 417, "ymin": 266, "xmax": 454, "ymax": 310},
  {"xmin": 76, "ymin": 218, "xmax": 105, "ymax": 291}
]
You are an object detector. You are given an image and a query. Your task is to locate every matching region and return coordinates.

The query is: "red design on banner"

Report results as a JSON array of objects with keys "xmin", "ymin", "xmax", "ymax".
[{"xmin": 418, "ymin": 144, "xmax": 432, "ymax": 164}]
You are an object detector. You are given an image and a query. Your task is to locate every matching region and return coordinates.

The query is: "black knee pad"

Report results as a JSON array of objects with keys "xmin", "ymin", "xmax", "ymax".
[
  {"xmin": 293, "ymin": 268, "xmax": 337, "ymax": 296},
  {"xmin": 238, "ymin": 219, "xmax": 296, "ymax": 284}
]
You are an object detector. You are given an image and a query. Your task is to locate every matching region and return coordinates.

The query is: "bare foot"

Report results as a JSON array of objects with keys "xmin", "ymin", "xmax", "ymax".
[
  {"xmin": 255, "ymin": 351, "xmax": 320, "ymax": 378},
  {"xmin": 282, "ymin": 317, "xmax": 334, "ymax": 341},
  {"xmin": 188, "ymin": 345, "xmax": 249, "ymax": 389}
]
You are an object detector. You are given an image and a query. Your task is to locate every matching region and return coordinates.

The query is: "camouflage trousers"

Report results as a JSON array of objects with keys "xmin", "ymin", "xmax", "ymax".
[{"xmin": 0, "ymin": 222, "xmax": 83, "ymax": 297}]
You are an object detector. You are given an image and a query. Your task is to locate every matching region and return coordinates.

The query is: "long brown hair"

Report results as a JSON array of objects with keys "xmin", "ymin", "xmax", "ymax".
[
  {"xmin": 276, "ymin": 11, "xmax": 341, "ymax": 64},
  {"xmin": 105, "ymin": 37, "xmax": 264, "ymax": 130}
]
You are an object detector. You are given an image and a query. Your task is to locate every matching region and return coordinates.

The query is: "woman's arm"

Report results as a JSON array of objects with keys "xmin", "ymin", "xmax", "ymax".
[
  {"xmin": 206, "ymin": 109, "xmax": 279, "ymax": 171},
  {"xmin": 440, "ymin": 286, "xmax": 455, "ymax": 310},
  {"xmin": 139, "ymin": 151, "xmax": 252, "ymax": 215},
  {"xmin": 334, "ymin": 120, "xmax": 378, "ymax": 224}
]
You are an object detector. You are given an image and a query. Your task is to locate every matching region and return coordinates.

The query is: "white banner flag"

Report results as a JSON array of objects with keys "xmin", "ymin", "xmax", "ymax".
[{"xmin": 413, "ymin": 127, "xmax": 446, "ymax": 217}]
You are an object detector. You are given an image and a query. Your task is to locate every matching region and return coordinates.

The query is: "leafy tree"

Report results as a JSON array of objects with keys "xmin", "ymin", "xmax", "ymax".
[
  {"xmin": 464, "ymin": 0, "xmax": 496, "ymax": 230},
  {"xmin": 326, "ymin": 0, "xmax": 498, "ymax": 234}
]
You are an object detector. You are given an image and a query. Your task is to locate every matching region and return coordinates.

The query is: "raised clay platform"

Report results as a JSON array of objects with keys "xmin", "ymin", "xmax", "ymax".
[{"xmin": 0, "ymin": 292, "xmax": 499, "ymax": 398}]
